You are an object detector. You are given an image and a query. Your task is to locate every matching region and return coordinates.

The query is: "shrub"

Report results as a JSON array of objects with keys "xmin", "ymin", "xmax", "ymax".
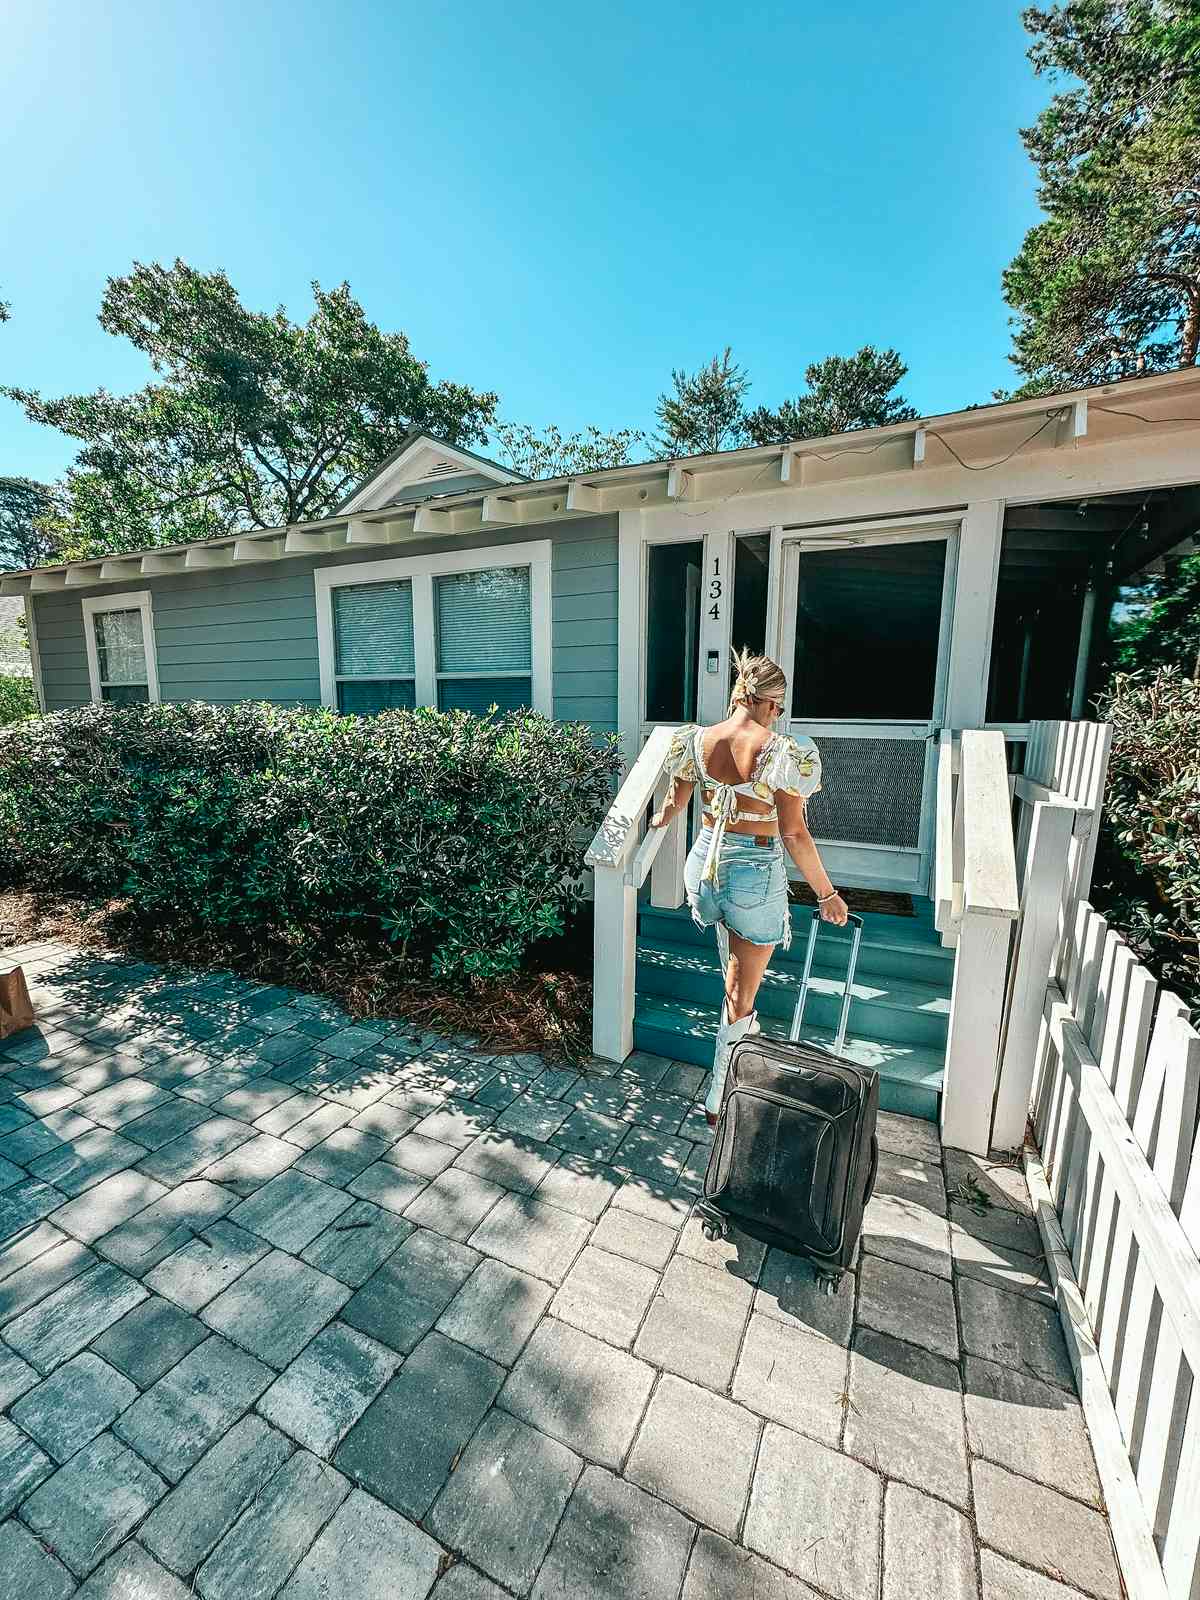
[
  {"xmin": 1093, "ymin": 667, "xmax": 1200, "ymax": 1013},
  {"xmin": 0, "ymin": 674, "xmax": 36, "ymax": 727},
  {"xmin": 0, "ymin": 700, "xmax": 622, "ymax": 978}
]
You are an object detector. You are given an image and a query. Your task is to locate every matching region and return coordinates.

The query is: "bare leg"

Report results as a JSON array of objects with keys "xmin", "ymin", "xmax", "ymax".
[{"xmin": 707, "ymin": 932, "xmax": 776, "ymax": 1126}]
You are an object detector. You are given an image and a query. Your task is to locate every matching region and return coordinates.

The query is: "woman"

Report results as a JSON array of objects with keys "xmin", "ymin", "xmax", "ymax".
[{"xmin": 650, "ymin": 648, "xmax": 849, "ymax": 1125}]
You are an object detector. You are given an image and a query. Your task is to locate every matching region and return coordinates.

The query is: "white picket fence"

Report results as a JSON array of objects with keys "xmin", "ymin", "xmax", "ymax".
[
  {"xmin": 1002, "ymin": 719, "xmax": 1200, "ymax": 1600},
  {"xmin": 1027, "ymin": 898, "xmax": 1200, "ymax": 1600}
]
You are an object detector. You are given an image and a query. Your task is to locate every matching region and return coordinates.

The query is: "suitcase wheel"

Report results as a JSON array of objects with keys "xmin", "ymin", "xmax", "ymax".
[
  {"xmin": 701, "ymin": 1218, "xmax": 728, "ymax": 1243},
  {"xmin": 814, "ymin": 1268, "xmax": 841, "ymax": 1298}
]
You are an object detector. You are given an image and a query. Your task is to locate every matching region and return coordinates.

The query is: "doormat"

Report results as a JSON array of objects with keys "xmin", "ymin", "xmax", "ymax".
[{"xmin": 789, "ymin": 883, "xmax": 915, "ymax": 918}]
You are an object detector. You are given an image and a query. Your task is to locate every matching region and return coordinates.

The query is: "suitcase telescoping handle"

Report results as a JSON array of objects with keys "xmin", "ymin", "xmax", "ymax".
[{"xmin": 788, "ymin": 910, "xmax": 865, "ymax": 1055}]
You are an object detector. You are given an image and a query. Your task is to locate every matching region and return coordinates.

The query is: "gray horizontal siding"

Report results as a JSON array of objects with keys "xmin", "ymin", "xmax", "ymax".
[{"xmin": 30, "ymin": 512, "xmax": 620, "ymax": 733}]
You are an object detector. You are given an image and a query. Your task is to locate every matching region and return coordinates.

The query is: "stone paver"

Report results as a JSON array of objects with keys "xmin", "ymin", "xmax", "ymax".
[
  {"xmin": 201, "ymin": 1249, "xmax": 350, "ymax": 1368},
  {"xmin": 19, "ymin": 1431, "xmax": 167, "ymax": 1577},
  {"xmin": 745, "ymin": 1424, "xmax": 882, "ymax": 1599},
  {"xmin": 884, "ymin": 1480, "xmax": 977, "ymax": 1600},
  {"xmin": 635, "ymin": 1254, "xmax": 752, "ymax": 1391},
  {"xmin": 732, "ymin": 1312, "xmax": 847, "ymax": 1444},
  {"xmin": 335, "ymin": 1331, "xmax": 503, "ymax": 1519},
  {"xmin": 11, "ymin": 1352, "xmax": 138, "ymax": 1463},
  {"xmin": 590, "ymin": 1205, "xmax": 677, "ymax": 1269},
  {"xmin": 342, "ymin": 1228, "xmax": 479, "ymax": 1354},
  {"xmin": 435, "ymin": 1257, "xmax": 553, "ymax": 1366},
  {"xmin": 501, "ymin": 1317, "xmax": 655, "ymax": 1468},
  {"xmin": 113, "ymin": 1333, "xmax": 273, "ymax": 1480},
  {"xmin": 469, "ymin": 1191, "xmax": 591, "ymax": 1284},
  {"xmin": 755, "ymin": 1244, "xmax": 855, "ymax": 1343},
  {"xmin": 0, "ymin": 1414, "xmax": 53, "ymax": 1515},
  {"xmin": 958, "ymin": 1275, "xmax": 1075, "ymax": 1390},
  {"xmin": 93, "ymin": 1295, "xmax": 208, "ymax": 1387},
  {"xmin": 139, "ymin": 1414, "xmax": 293, "ymax": 1576},
  {"xmin": 144, "ymin": 1217, "xmax": 270, "ymax": 1310},
  {"xmin": 858, "ymin": 1251, "xmax": 959, "ymax": 1361},
  {"xmin": 846, "ymin": 1328, "xmax": 969, "ymax": 1507},
  {"xmin": 258, "ymin": 1319, "xmax": 400, "ymax": 1457},
  {"xmin": 404, "ymin": 1167, "xmax": 504, "ymax": 1241},
  {"xmin": 300, "ymin": 1198, "xmax": 412, "ymax": 1285},
  {"xmin": 48, "ymin": 1169, "xmax": 167, "ymax": 1243},
  {"xmin": 0, "ymin": 1517, "xmax": 75, "ymax": 1600},
  {"xmin": 626, "ymin": 1373, "xmax": 760, "ymax": 1535},
  {"xmin": 964, "ymin": 1355, "xmax": 1101, "ymax": 1505},
  {"xmin": 279, "ymin": 1488, "xmax": 444, "ymax": 1600},
  {"xmin": 194, "ymin": 1448, "xmax": 350, "ymax": 1600},
  {"xmin": 4, "ymin": 1260, "xmax": 146, "ymax": 1373},
  {"xmin": 550, "ymin": 1245, "xmax": 659, "ymax": 1347},
  {"xmin": 73, "ymin": 1543, "xmax": 192, "ymax": 1600},
  {"xmin": 0, "ymin": 948, "xmax": 1125, "ymax": 1600},
  {"xmin": 228, "ymin": 1169, "xmax": 353, "ymax": 1253},
  {"xmin": 973, "ymin": 1460, "xmax": 1122, "ymax": 1600},
  {"xmin": 429, "ymin": 1408, "xmax": 581, "ymax": 1593},
  {"xmin": 531, "ymin": 1466, "xmax": 693, "ymax": 1600}
]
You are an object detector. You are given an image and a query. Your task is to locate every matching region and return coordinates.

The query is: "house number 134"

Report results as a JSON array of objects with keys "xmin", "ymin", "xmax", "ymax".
[{"xmin": 708, "ymin": 556, "xmax": 722, "ymax": 620}]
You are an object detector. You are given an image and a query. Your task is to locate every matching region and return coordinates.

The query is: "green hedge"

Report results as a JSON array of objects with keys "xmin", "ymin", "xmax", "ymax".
[
  {"xmin": 0, "ymin": 674, "xmax": 37, "ymax": 727},
  {"xmin": 0, "ymin": 700, "xmax": 622, "ymax": 977},
  {"xmin": 1094, "ymin": 667, "xmax": 1199, "ymax": 1015}
]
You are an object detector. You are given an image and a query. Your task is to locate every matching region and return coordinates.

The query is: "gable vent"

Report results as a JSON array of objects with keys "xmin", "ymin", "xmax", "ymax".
[{"xmin": 420, "ymin": 460, "xmax": 459, "ymax": 480}]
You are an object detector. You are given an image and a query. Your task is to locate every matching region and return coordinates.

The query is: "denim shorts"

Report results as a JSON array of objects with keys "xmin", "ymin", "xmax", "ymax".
[{"xmin": 684, "ymin": 827, "xmax": 791, "ymax": 948}]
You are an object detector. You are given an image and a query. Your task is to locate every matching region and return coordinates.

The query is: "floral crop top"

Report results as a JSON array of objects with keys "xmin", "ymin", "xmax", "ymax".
[{"xmin": 662, "ymin": 725, "xmax": 822, "ymax": 884}]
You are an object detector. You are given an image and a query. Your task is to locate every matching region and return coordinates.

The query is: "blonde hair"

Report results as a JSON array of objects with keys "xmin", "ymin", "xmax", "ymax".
[{"xmin": 729, "ymin": 647, "xmax": 788, "ymax": 713}]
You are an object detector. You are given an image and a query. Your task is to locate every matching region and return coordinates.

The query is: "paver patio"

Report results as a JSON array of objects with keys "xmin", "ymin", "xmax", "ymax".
[{"xmin": 0, "ymin": 936, "xmax": 1122, "ymax": 1599}]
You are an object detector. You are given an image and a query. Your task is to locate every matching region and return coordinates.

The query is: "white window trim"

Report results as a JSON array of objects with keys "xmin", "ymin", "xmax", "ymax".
[
  {"xmin": 81, "ymin": 590, "xmax": 161, "ymax": 705},
  {"xmin": 314, "ymin": 541, "xmax": 553, "ymax": 716}
]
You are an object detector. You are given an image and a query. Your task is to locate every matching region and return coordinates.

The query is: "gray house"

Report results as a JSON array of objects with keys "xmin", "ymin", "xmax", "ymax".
[{"xmin": 6, "ymin": 368, "xmax": 1200, "ymax": 1109}]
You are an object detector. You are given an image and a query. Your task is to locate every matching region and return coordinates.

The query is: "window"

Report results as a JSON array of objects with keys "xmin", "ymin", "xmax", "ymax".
[
  {"xmin": 315, "ymin": 542, "xmax": 551, "ymax": 717},
  {"xmin": 82, "ymin": 592, "xmax": 159, "ymax": 705},
  {"xmin": 435, "ymin": 566, "xmax": 531, "ymax": 713},
  {"xmin": 331, "ymin": 581, "xmax": 416, "ymax": 714}
]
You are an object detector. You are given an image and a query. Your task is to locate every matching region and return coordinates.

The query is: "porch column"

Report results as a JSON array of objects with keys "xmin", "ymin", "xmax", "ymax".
[
  {"xmin": 616, "ymin": 509, "xmax": 645, "ymax": 768},
  {"xmin": 945, "ymin": 499, "xmax": 1004, "ymax": 729}
]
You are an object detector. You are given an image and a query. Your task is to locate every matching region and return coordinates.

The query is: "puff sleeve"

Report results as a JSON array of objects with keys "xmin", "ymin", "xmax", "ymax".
[
  {"xmin": 661, "ymin": 724, "xmax": 700, "ymax": 806},
  {"xmin": 765, "ymin": 734, "xmax": 821, "ymax": 800}
]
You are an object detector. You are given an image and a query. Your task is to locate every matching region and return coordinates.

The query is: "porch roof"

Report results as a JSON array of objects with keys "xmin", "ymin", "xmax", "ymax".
[{"xmin": 6, "ymin": 364, "xmax": 1200, "ymax": 596}]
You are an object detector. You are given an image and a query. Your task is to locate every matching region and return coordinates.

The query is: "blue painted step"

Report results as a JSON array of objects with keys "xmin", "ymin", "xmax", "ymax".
[
  {"xmin": 637, "ymin": 940, "xmax": 949, "ymax": 1052},
  {"xmin": 633, "ymin": 996, "xmax": 945, "ymax": 1123},
  {"xmin": 632, "ymin": 896, "xmax": 950, "ymax": 1122}
]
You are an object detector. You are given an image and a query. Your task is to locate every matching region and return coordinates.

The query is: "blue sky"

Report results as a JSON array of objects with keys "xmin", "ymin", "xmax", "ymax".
[{"xmin": 1, "ymin": 0, "xmax": 1049, "ymax": 483}]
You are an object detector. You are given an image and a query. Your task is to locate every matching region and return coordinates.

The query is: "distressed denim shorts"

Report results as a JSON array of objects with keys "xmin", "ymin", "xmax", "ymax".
[{"xmin": 684, "ymin": 827, "xmax": 791, "ymax": 948}]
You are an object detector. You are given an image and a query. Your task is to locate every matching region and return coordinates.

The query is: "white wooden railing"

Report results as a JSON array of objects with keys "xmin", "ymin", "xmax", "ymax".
[
  {"xmin": 933, "ymin": 729, "xmax": 1020, "ymax": 1155},
  {"xmin": 584, "ymin": 725, "xmax": 688, "ymax": 1062},
  {"xmin": 992, "ymin": 718, "xmax": 1113, "ymax": 1150},
  {"xmin": 1029, "ymin": 902, "xmax": 1200, "ymax": 1600}
]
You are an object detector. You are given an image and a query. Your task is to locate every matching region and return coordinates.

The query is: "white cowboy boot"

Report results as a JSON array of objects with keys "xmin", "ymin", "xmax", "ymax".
[{"xmin": 706, "ymin": 1003, "xmax": 758, "ymax": 1119}]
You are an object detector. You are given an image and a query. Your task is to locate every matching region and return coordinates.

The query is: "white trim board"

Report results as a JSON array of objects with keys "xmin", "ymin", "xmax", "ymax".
[
  {"xmin": 23, "ymin": 594, "xmax": 46, "ymax": 714},
  {"xmin": 313, "ymin": 540, "xmax": 553, "ymax": 716},
  {"xmin": 80, "ymin": 590, "xmax": 161, "ymax": 705}
]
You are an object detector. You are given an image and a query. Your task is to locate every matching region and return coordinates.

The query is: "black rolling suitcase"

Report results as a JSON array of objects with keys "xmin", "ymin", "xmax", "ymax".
[{"xmin": 695, "ymin": 910, "xmax": 879, "ymax": 1295}]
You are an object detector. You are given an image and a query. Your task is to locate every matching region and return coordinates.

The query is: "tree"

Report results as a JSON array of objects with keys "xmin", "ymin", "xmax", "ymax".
[
  {"xmin": 1111, "ymin": 549, "xmax": 1200, "ymax": 677},
  {"xmin": 492, "ymin": 421, "xmax": 646, "ymax": 479},
  {"xmin": 0, "ymin": 479, "xmax": 59, "ymax": 570},
  {"xmin": 3, "ymin": 261, "xmax": 498, "ymax": 559},
  {"xmin": 655, "ymin": 347, "xmax": 750, "ymax": 456},
  {"xmin": 745, "ymin": 347, "xmax": 918, "ymax": 444},
  {"xmin": 1003, "ymin": 2, "xmax": 1200, "ymax": 389}
]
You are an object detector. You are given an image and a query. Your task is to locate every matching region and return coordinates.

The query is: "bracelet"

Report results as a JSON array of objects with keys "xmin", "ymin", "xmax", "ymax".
[{"xmin": 817, "ymin": 889, "xmax": 840, "ymax": 904}]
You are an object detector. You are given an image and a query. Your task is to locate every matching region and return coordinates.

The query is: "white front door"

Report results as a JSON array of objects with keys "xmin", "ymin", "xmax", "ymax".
[{"xmin": 772, "ymin": 516, "xmax": 958, "ymax": 894}]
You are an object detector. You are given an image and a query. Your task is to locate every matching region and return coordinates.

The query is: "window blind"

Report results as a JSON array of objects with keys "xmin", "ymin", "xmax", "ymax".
[
  {"xmin": 338, "ymin": 680, "xmax": 417, "ymax": 716},
  {"xmin": 94, "ymin": 610, "xmax": 147, "ymax": 687},
  {"xmin": 437, "ymin": 678, "xmax": 530, "ymax": 715},
  {"xmin": 333, "ymin": 581, "xmax": 415, "ymax": 677},
  {"xmin": 435, "ymin": 568, "xmax": 531, "ymax": 674}
]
